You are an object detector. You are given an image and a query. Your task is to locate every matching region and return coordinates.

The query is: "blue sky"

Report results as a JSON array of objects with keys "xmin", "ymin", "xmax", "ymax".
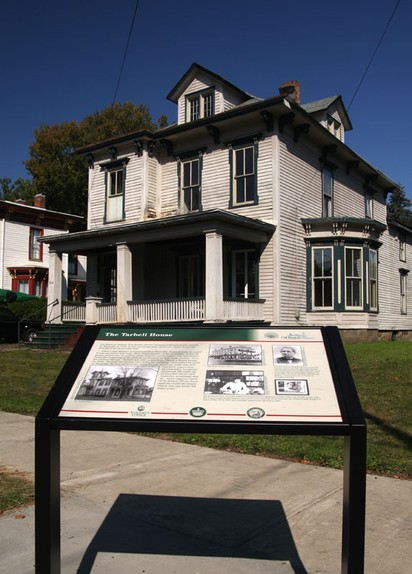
[{"xmin": 1, "ymin": 0, "xmax": 410, "ymax": 199}]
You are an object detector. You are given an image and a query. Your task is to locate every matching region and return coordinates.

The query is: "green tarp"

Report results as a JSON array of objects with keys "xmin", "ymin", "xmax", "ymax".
[{"xmin": 0, "ymin": 289, "xmax": 40, "ymax": 303}]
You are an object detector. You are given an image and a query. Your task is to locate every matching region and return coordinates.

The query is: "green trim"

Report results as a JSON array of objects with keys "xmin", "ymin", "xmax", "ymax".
[{"xmin": 335, "ymin": 243, "xmax": 344, "ymax": 312}]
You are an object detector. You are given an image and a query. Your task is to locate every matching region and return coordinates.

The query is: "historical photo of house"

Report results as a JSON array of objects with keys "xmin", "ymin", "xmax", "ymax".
[
  {"xmin": 75, "ymin": 365, "xmax": 159, "ymax": 402},
  {"xmin": 208, "ymin": 344, "xmax": 262, "ymax": 365},
  {"xmin": 204, "ymin": 370, "xmax": 265, "ymax": 395},
  {"xmin": 275, "ymin": 379, "xmax": 309, "ymax": 395},
  {"xmin": 272, "ymin": 345, "xmax": 303, "ymax": 366}
]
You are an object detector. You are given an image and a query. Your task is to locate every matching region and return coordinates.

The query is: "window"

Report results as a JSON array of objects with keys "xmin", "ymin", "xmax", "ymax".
[
  {"xmin": 399, "ymin": 235, "xmax": 406, "ymax": 262},
  {"xmin": 232, "ymin": 249, "xmax": 257, "ymax": 299},
  {"xmin": 345, "ymin": 247, "xmax": 363, "ymax": 309},
  {"xmin": 178, "ymin": 255, "xmax": 201, "ymax": 297},
  {"xmin": 369, "ymin": 249, "xmax": 378, "ymax": 311},
  {"xmin": 400, "ymin": 272, "xmax": 407, "ymax": 314},
  {"xmin": 308, "ymin": 243, "xmax": 379, "ymax": 313},
  {"xmin": 327, "ymin": 114, "xmax": 341, "ymax": 139},
  {"xmin": 232, "ymin": 145, "xmax": 257, "ymax": 205},
  {"xmin": 365, "ymin": 189, "xmax": 373, "ymax": 218},
  {"xmin": 68, "ymin": 254, "xmax": 78, "ymax": 275},
  {"xmin": 17, "ymin": 280, "xmax": 29, "ymax": 294},
  {"xmin": 29, "ymin": 228, "xmax": 43, "ymax": 260},
  {"xmin": 322, "ymin": 167, "xmax": 334, "ymax": 217},
  {"xmin": 181, "ymin": 158, "xmax": 201, "ymax": 212},
  {"xmin": 106, "ymin": 167, "xmax": 125, "ymax": 222},
  {"xmin": 312, "ymin": 247, "xmax": 333, "ymax": 308},
  {"xmin": 186, "ymin": 89, "xmax": 214, "ymax": 122}
]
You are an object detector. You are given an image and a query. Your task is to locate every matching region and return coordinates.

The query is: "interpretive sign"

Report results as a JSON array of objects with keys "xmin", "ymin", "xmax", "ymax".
[
  {"xmin": 35, "ymin": 325, "xmax": 366, "ymax": 574},
  {"xmin": 58, "ymin": 327, "xmax": 342, "ymax": 423}
]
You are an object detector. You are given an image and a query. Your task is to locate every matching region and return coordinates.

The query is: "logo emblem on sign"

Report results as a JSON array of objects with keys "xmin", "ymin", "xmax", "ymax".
[
  {"xmin": 247, "ymin": 407, "xmax": 265, "ymax": 419},
  {"xmin": 190, "ymin": 407, "xmax": 207, "ymax": 418}
]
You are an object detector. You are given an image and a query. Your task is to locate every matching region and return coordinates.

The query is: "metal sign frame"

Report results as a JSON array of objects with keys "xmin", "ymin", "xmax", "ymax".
[{"xmin": 35, "ymin": 325, "xmax": 366, "ymax": 574}]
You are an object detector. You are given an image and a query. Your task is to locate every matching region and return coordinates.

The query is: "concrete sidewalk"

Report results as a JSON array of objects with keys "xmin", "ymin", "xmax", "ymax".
[{"xmin": 0, "ymin": 411, "xmax": 410, "ymax": 574}]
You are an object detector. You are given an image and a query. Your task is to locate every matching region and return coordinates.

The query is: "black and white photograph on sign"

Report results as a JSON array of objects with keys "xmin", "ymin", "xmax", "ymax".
[
  {"xmin": 208, "ymin": 344, "xmax": 262, "ymax": 365},
  {"xmin": 275, "ymin": 379, "xmax": 309, "ymax": 395},
  {"xmin": 75, "ymin": 365, "xmax": 159, "ymax": 402},
  {"xmin": 273, "ymin": 345, "xmax": 303, "ymax": 365},
  {"xmin": 204, "ymin": 370, "xmax": 265, "ymax": 395}
]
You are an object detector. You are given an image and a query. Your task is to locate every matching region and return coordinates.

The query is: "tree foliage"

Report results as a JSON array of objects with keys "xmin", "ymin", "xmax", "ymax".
[
  {"xmin": 0, "ymin": 177, "xmax": 34, "ymax": 202},
  {"xmin": 22, "ymin": 102, "xmax": 164, "ymax": 223},
  {"xmin": 387, "ymin": 187, "xmax": 412, "ymax": 229}
]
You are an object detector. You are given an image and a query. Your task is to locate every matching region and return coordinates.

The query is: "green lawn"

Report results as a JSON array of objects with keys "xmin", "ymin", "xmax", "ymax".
[{"xmin": 0, "ymin": 343, "xmax": 411, "ymax": 481}]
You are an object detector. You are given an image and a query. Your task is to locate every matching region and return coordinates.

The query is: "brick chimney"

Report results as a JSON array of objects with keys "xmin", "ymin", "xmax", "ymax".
[
  {"xmin": 34, "ymin": 194, "xmax": 46, "ymax": 209},
  {"xmin": 279, "ymin": 80, "xmax": 301, "ymax": 104}
]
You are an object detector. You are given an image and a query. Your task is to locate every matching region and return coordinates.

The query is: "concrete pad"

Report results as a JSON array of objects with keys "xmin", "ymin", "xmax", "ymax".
[{"xmin": 1, "ymin": 412, "xmax": 411, "ymax": 574}]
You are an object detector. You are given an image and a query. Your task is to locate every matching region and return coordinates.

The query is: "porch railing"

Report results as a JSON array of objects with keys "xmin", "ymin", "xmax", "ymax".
[
  {"xmin": 223, "ymin": 298, "xmax": 265, "ymax": 321},
  {"xmin": 97, "ymin": 302, "xmax": 117, "ymax": 323},
  {"xmin": 128, "ymin": 298, "xmax": 205, "ymax": 323},
  {"xmin": 61, "ymin": 302, "xmax": 86, "ymax": 323}
]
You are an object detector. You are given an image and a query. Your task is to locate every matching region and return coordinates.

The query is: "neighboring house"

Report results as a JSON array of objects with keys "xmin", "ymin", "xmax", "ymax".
[
  {"xmin": 43, "ymin": 63, "xmax": 411, "ymax": 338},
  {"xmin": 0, "ymin": 194, "xmax": 86, "ymax": 304}
]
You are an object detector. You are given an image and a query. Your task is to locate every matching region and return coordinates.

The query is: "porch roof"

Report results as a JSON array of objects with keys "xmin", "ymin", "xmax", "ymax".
[{"xmin": 41, "ymin": 209, "xmax": 276, "ymax": 254}]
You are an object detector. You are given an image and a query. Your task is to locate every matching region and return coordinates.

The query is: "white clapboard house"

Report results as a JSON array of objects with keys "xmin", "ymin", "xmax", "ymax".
[
  {"xmin": 43, "ymin": 63, "xmax": 411, "ymax": 339},
  {"xmin": 0, "ymin": 194, "xmax": 86, "ymax": 302}
]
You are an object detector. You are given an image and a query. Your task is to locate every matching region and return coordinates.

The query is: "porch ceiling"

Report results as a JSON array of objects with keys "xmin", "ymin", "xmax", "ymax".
[{"xmin": 41, "ymin": 209, "xmax": 276, "ymax": 254}]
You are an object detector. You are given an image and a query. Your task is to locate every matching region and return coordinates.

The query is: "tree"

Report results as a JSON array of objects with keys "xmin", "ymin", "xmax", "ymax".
[
  {"xmin": 23, "ymin": 102, "xmax": 164, "ymax": 223},
  {"xmin": 0, "ymin": 177, "xmax": 34, "ymax": 202},
  {"xmin": 387, "ymin": 187, "xmax": 412, "ymax": 229}
]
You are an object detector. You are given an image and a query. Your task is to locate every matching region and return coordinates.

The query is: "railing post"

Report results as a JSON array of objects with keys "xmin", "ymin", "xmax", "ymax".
[{"xmin": 85, "ymin": 296, "xmax": 103, "ymax": 324}]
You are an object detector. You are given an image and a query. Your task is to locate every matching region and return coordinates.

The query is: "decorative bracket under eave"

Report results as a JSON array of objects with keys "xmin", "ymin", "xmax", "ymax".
[{"xmin": 293, "ymin": 124, "xmax": 310, "ymax": 143}]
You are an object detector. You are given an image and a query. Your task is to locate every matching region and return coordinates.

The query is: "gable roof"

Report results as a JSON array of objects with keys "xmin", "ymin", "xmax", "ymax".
[
  {"xmin": 301, "ymin": 95, "xmax": 352, "ymax": 131},
  {"xmin": 167, "ymin": 62, "xmax": 255, "ymax": 103}
]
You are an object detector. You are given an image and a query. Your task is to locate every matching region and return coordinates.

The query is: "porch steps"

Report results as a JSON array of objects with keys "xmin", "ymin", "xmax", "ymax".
[{"xmin": 27, "ymin": 323, "xmax": 84, "ymax": 350}]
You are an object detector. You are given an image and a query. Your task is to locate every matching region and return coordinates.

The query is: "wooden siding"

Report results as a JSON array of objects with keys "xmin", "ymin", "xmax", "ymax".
[{"xmin": 377, "ymin": 225, "xmax": 412, "ymax": 331}]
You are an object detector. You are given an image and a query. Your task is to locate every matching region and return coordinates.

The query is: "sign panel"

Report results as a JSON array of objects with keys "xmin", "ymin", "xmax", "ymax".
[{"xmin": 59, "ymin": 327, "xmax": 342, "ymax": 423}]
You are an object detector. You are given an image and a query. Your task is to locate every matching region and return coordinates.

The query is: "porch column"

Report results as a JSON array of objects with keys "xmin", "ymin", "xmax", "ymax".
[
  {"xmin": 204, "ymin": 231, "xmax": 224, "ymax": 322},
  {"xmin": 116, "ymin": 243, "xmax": 132, "ymax": 322},
  {"xmin": 85, "ymin": 296, "xmax": 103, "ymax": 324},
  {"xmin": 47, "ymin": 251, "xmax": 62, "ymax": 323}
]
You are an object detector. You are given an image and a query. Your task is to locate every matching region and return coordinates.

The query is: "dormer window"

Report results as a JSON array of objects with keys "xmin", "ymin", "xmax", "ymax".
[
  {"xmin": 327, "ymin": 114, "xmax": 341, "ymax": 139},
  {"xmin": 186, "ymin": 89, "xmax": 214, "ymax": 122}
]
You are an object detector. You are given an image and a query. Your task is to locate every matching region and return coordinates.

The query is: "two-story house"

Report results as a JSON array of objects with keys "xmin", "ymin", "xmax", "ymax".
[
  {"xmin": 43, "ymin": 63, "xmax": 411, "ymax": 339},
  {"xmin": 0, "ymin": 194, "xmax": 86, "ymax": 302}
]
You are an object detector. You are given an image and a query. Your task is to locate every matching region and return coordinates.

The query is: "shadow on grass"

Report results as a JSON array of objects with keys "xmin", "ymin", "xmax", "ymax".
[{"xmin": 364, "ymin": 410, "xmax": 412, "ymax": 449}]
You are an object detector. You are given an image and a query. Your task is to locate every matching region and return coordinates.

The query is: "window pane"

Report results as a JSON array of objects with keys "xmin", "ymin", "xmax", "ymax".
[
  {"xmin": 244, "ymin": 147, "xmax": 254, "ymax": 174},
  {"xmin": 192, "ymin": 160, "xmax": 199, "ymax": 185},
  {"xmin": 235, "ymin": 149, "xmax": 244, "ymax": 176},
  {"xmin": 236, "ymin": 179, "xmax": 245, "ymax": 204},
  {"xmin": 183, "ymin": 162, "xmax": 190, "ymax": 186}
]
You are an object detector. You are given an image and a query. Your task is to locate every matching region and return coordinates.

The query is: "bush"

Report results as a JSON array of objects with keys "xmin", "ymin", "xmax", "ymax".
[{"xmin": 7, "ymin": 299, "xmax": 47, "ymax": 322}]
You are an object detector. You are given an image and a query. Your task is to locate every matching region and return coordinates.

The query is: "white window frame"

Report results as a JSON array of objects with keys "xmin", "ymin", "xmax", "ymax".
[
  {"xmin": 312, "ymin": 247, "xmax": 334, "ymax": 310},
  {"xmin": 181, "ymin": 158, "xmax": 201, "ymax": 212},
  {"xmin": 29, "ymin": 227, "xmax": 43, "ymax": 261},
  {"xmin": 106, "ymin": 167, "xmax": 124, "ymax": 222},
  {"xmin": 369, "ymin": 249, "xmax": 378, "ymax": 311},
  {"xmin": 400, "ymin": 273, "xmax": 407, "ymax": 314},
  {"xmin": 233, "ymin": 145, "xmax": 255, "ymax": 206},
  {"xmin": 399, "ymin": 235, "xmax": 406, "ymax": 262},
  {"xmin": 345, "ymin": 247, "xmax": 363, "ymax": 309},
  {"xmin": 232, "ymin": 249, "xmax": 257, "ymax": 299},
  {"xmin": 327, "ymin": 114, "xmax": 341, "ymax": 138},
  {"xmin": 322, "ymin": 167, "xmax": 334, "ymax": 217},
  {"xmin": 186, "ymin": 89, "xmax": 214, "ymax": 122},
  {"xmin": 365, "ymin": 189, "xmax": 374, "ymax": 218}
]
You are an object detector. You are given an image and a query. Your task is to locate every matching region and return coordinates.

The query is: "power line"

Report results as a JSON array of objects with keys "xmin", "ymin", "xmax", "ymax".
[
  {"xmin": 112, "ymin": 0, "xmax": 141, "ymax": 105},
  {"xmin": 347, "ymin": 0, "xmax": 401, "ymax": 110}
]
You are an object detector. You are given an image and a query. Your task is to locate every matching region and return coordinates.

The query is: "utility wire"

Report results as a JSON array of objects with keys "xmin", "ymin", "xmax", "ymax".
[
  {"xmin": 111, "ymin": 0, "xmax": 141, "ymax": 105},
  {"xmin": 348, "ymin": 0, "xmax": 401, "ymax": 110}
]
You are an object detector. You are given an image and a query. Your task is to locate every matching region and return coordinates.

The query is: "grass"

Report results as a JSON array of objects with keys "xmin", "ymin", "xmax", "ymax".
[
  {"xmin": 0, "ymin": 467, "xmax": 34, "ymax": 513},
  {"xmin": 0, "ymin": 342, "xmax": 410, "ymax": 513}
]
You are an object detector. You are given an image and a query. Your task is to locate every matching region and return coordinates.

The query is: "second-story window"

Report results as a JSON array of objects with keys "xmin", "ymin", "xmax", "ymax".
[
  {"xmin": 399, "ymin": 235, "xmax": 406, "ymax": 262},
  {"xmin": 29, "ymin": 228, "xmax": 43, "ymax": 261},
  {"xmin": 365, "ymin": 189, "xmax": 374, "ymax": 218},
  {"xmin": 181, "ymin": 158, "xmax": 201, "ymax": 212},
  {"xmin": 322, "ymin": 167, "xmax": 334, "ymax": 217},
  {"xmin": 105, "ymin": 167, "xmax": 125, "ymax": 222},
  {"xmin": 186, "ymin": 89, "xmax": 214, "ymax": 122},
  {"xmin": 230, "ymin": 144, "xmax": 258, "ymax": 206}
]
